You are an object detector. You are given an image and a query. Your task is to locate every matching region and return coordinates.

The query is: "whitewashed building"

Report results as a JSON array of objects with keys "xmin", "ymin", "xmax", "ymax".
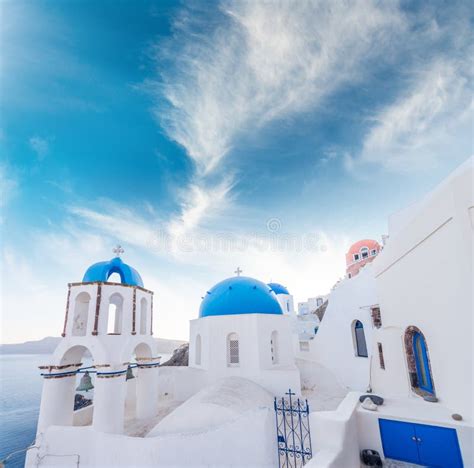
[
  {"xmin": 188, "ymin": 276, "xmax": 300, "ymax": 396},
  {"xmin": 307, "ymin": 157, "xmax": 473, "ymax": 468},
  {"xmin": 24, "ymin": 158, "xmax": 473, "ymax": 468}
]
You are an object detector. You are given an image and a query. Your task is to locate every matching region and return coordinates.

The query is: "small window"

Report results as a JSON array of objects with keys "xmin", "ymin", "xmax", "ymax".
[
  {"xmin": 371, "ymin": 307, "xmax": 382, "ymax": 329},
  {"xmin": 353, "ymin": 253, "xmax": 360, "ymax": 261},
  {"xmin": 195, "ymin": 334, "xmax": 202, "ymax": 366},
  {"xmin": 371, "ymin": 249, "xmax": 377, "ymax": 256},
  {"xmin": 378, "ymin": 342, "xmax": 385, "ymax": 369},
  {"xmin": 316, "ymin": 298, "xmax": 323, "ymax": 307},
  {"xmin": 271, "ymin": 331, "xmax": 278, "ymax": 364},
  {"xmin": 353, "ymin": 320, "xmax": 368, "ymax": 357},
  {"xmin": 348, "ymin": 273, "xmax": 352, "ymax": 279},
  {"xmin": 227, "ymin": 333, "xmax": 239, "ymax": 366},
  {"xmin": 299, "ymin": 341, "xmax": 309, "ymax": 352},
  {"xmin": 360, "ymin": 247, "xmax": 369, "ymax": 259},
  {"xmin": 286, "ymin": 302, "xmax": 290, "ymax": 312}
]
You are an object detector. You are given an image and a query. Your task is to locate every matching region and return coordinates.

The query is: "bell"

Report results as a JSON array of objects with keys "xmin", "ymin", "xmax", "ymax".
[
  {"xmin": 126, "ymin": 365, "xmax": 135, "ymax": 380},
  {"xmin": 76, "ymin": 371, "xmax": 94, "ymax": 392}
]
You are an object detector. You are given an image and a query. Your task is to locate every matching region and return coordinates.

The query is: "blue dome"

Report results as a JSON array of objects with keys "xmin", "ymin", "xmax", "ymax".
[
  {"xmin": 199, "ymin": 276, "xmax": 283, "ymax": 318},
  {"xmin": 268, "ymin": 282, "xmax": 289, "ymax": 295},
  {"xmin": 82, "ymin": 257, "xmax": 144, "ymax": 287}
]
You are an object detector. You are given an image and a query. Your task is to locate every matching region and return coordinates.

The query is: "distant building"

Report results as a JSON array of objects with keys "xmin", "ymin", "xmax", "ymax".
[
  {"xmin": 268, "ymin": 282, "xmax": 295, "ymax": 316},
  {"xmin": 345, "ymin": 238, "xmax": 381, "ymax": 278},
  {"xmin": 298, "ymin": 295, "xmax": 327, "ymax": 315}
]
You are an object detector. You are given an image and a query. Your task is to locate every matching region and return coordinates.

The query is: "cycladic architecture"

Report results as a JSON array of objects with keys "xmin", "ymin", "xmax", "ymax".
[
  {"xmin": 345, "ymin": 239, "xmax": 381, "ymax": 278},
  {"xmin": 300, "ymin": 157, "xmax": 473, "ymax": 467},
  {"xmin": 24, "ymin": 158, "xmax": 473, "ymax": 468},
  {"xmin": 298, "ymin": 295, "xmax": 327, "ymax": 315},
  {"xmin": 188, "ymin": 275, "xmax": 300, "ymax": 396},
  {"xmin": 34, "ymin": 247, "xmax": 159, "ymax": 439},
  {"xmin": 268, "ymin": 282, "xmax": 295, "ymax": 316}
]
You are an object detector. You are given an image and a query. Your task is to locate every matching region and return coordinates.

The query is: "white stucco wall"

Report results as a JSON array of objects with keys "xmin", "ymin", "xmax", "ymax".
[
  {"xmin": 296, "ymin": 265, "xmax": 377, "ymax": 391},
  {"xmin": 371, "ymin": 157, "xmax": 474, "ymax": 422},
  {"xmin": 27, "ymin": 378, "xmax": 278, "ymax": 468},
  {"xmin": 189, "ymin": 313, "xmax": 301, "ymax": 396}
]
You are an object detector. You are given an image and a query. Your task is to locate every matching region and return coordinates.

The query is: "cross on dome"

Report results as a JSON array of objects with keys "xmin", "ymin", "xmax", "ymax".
[
  {"xmin": 113, "ymin": 244, "xmax": 124, "ymax": 257},
  {"xmin": 234, "ymin": 267, "xmax": 243, "ymax": 277}
]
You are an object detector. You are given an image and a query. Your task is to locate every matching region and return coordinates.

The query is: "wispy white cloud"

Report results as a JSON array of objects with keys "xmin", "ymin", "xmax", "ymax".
[
  {"xmin": 149, "ymin": 0, "xmax": 404, "ymax": 233},
  {"xmin": 69, "ymin": 202, "xmax": 158, "ymax": 250},
  {"xmin": 167, "ymin": 178, "xmax": 234, "ymax": 238},
  {"xmin": 351, "ymin": 58, "xmax": 473, "ymax": 172},
  {"xmin": 29, "ymin": 136, "xmax": 51, "ymax": 160},
  {"xmin": 153, "ymin": 0, "xmax": 403, "ymax": 175}
]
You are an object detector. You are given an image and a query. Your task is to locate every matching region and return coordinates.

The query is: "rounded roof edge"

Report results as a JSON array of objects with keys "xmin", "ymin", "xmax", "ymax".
[
  {"xmin": 199, "ymin": 276, "xmax": 283, "ymax": 318},
  {"xmin": 82, "ymin": 257, "xmax": 144, "ymax": 287},
  {"xmin": 267, "ymin": 282, "xmax": 290, "ymax": 295}
]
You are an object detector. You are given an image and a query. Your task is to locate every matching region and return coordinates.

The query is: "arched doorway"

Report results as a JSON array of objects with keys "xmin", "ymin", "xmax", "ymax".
[
  {"xmin": 413, "ymin": 332, "xmax": 433, "ymax": 393},
  {"xmin": 405, "ymin": 326, "xmax": 435, "ymax": 395}
]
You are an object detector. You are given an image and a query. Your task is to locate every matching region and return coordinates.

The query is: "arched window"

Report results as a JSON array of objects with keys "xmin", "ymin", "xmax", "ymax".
[
  {"xmin": 72, "ymin": 292, "xmax": 90, "ymax": 336},
  {"xmin": 107, "ymin": 293, "xmax": 123, "ymax": 334},
  {"xmin": 227, "ymin": 333, "xmax": 239, "ymax": 367},
  {"xmin": 140, "ymin": 298, "xmax": 147, "ymax": 335},
  {"xmin": 360, "ymin": 247, "xmax": 369, "ymax": 259},
  {"xmin": 271, "ymin": 331, "xmax": 279, "ymax": 364},
  {"xmin": 195, "ymin": 334, "xmax": 202, "ymax": 366},
  {"xmin": 405, "ymin": 327, "xmax": 435, "ymax": 395},
  {"xmin": 353, "ymin": 320, "xmax": 368, "ymax": 357}
]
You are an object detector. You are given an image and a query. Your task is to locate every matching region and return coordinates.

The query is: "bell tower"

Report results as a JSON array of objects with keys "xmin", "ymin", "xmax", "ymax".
[{"xmin": 36, "ymin": 247, "xmax": 160, "ymax": 436}]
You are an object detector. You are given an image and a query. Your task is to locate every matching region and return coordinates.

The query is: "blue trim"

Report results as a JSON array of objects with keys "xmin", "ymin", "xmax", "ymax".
[{"xmin": 413, "ymin": 332, "xmax": 434, "ymax": 394}]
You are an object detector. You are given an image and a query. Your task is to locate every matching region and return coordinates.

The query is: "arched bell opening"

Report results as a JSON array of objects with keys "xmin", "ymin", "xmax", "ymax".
[
  {"xmin": 38, "ymin": 345, "xmax": 97, "ymax": 430},
  {"xmin": 107, "ymin": 293, "xmax": 124, "ymax": 335},
  {"xmin": 71, "ymin": 292, "xmax": 91, "ymax": 337},
  {"xmin": 139, "ymin": 297, "xmax": 148, "ymax": 335},
  {"xmin": 123, "ymin": 342, "xmax": 156, "ymax": 429}
]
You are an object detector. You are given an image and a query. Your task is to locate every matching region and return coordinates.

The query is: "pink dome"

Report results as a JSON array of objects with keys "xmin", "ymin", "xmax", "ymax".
[{"xmin": 345, "ymin": 239, "xmax": 381, "ymax": 278}]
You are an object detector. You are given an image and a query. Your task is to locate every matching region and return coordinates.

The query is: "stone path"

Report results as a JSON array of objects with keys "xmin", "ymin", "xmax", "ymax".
[{"xmin": 124, "ymin": 400, "xmax": 183, "ymax": 437}]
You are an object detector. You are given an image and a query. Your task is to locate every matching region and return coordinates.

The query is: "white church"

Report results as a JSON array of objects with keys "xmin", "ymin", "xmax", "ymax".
[{"xmin": 25, "ymin": 157, "xmax": 473, "ymax": 467}]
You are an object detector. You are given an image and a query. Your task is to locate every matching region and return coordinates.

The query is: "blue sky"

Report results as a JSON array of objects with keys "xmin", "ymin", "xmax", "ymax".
[{"xmin": 1, "ymin": 0, "xmax": 472, "ymax": 343}]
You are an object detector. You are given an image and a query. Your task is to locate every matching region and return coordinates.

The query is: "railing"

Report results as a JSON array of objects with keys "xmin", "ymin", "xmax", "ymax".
[{"xmin": 274, "ymin": 390, "xmax": 312, "ymax": 468}]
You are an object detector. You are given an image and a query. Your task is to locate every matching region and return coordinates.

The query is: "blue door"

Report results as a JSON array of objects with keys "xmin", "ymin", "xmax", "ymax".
[
  {"xmin": 413, "ymin": 332, "xmax": 434, "ymax": 394},
  {"xmin": 379, "ymin": 419, "xmax": 419, "ymax": 464},
  {"xmin": 414, "ymin": 423, "xmax": 463, "ymax": 468},
  {"xmin": 379, "ymin": 419, "xmax": 463, "ymax": 467}
]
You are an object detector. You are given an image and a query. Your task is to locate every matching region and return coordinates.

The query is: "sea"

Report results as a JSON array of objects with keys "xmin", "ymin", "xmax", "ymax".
[{"xmin": 0, "ymin": 354, "xmax": 45, "ymax": 468}]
